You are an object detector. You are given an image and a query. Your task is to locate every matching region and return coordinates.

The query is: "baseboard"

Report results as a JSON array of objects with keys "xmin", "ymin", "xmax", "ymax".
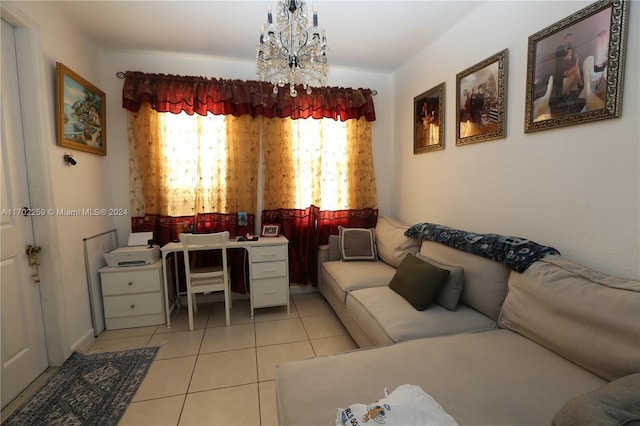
[{"xmin": 72, "ymin": 328, "xmax": 97, "ymax": 354}]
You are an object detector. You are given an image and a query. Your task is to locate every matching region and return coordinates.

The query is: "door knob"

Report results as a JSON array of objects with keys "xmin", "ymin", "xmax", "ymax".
[
  {"xmin": 25, "ymin": 244, "xmax": 42, "ymax": 283},
  {"xmin": 26, "ymin": 244, "xmax": 42, "ymax": 258}
]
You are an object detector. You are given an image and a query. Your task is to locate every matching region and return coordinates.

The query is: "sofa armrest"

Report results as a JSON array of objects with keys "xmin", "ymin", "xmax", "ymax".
[
  {"xmin": 318, "ymin": 235, "xmax": 342, "ymax": 288},
  {"xmin": 318, "ymin": 245, "xmax": 329, "ymax": 289}
]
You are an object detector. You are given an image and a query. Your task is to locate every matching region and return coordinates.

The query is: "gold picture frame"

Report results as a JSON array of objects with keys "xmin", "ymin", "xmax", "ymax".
[
  {"xmin": 414, "ymin": 82, "xmax": 445, "ymax": 154},
  {"xmin": 456, "ymin": 49, "xmax": 508, "ymax": 146},
  {"xmin": 524, "ymin": 0, "xmax": 629, "ymax": 133},
  {"xmin": 56, "ymin": 62, "xmax": 106, "ymax": 155}
]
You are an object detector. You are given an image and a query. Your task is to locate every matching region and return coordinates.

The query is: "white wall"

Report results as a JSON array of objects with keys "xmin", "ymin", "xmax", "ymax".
[
  {"xmin": 6, "ymin": 1, "xmax": 115, "ymax": 362},
  {"xmin": 100, "ymin": 51, "xmax": 394, "ymax": 243},
  {"xmin": 393, "ymin": 1, "xmax": 640, "ymax": 279}
]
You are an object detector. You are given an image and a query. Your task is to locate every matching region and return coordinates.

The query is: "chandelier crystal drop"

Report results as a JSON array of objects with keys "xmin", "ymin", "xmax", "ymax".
[{"xmin": 256, "ymin": 0, "xmax": 328, "ymax": 97}]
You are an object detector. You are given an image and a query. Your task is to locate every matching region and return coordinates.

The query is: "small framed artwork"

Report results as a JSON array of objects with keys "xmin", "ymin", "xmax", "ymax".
[
  {"xmin": 524, "ymin": 0, "xmax": 629, "ymax": 133},
  {"xmin": 261, "ymin": 224, "xmax": 280, "ymax": 237},
  {"xmin": 456, "ymin": 49, "xmax": 508, "ymax": 146},
  {"xmin": 55, "ymin": 62, "xmax": 106, "ymax": 156},
  {"xmin": 414, "ymin": 82, "xmax": 445, "ymax": 154}
]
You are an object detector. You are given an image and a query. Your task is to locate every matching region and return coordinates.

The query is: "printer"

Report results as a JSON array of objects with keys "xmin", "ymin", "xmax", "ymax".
[{"xmin": 104, "ymin": 232, "xmax": 161, "ymax": 267}]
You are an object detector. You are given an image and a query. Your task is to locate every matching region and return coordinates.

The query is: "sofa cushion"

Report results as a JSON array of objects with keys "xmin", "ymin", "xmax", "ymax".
[
  {"xmin": 339, "ymin": 226, "xmax": 377, "ymax": 261},
  {"xmin": 276, "ymin": 329, "xmax": 607, "ymax": 426},
  {"xmin": 321, "ymin": 260, "xmax": 396, "ymax": 305},
  {"xmin": 420, "ymin": 241, "xmax": 509, "ymax": 321},
  {"xmin": 416, "ymin": 253, "xmax": 464, "ymax": 311},
  {"xmin": 374, "ymin": 216, "xmax": 421, "ymax": 268},
  {"xmin": 552, "ymin": 373, "xmax": 640, "ymax": 426},
  {"xmin": 499, "ymin": 255, "xmax": 640, "ymax": 381},
  {"xmin": 389, "ymin": 254, "xmax": 450, "ymax": 311},
  {"xmin": 346, "ymin": 286, "xmax": 498, "ymax": 345}
]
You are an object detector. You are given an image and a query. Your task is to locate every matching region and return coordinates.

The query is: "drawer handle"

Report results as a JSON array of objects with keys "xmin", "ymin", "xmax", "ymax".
[
  {"xmin": 262, "ymin": 268, "xmax": 277, "ymax": 273},
  {"xmin": 128, "ymin": 281, "xmax": 133, "ymax": 286},
  {"xmin": 130, "ymin": 304, "xmax": 135, "ymax": 309},
  {"xmin": 263, "ymin": 290, "xmax": 277, "ymax": 295},
  {"xmin": 261, "ymin": 253, "xmax": 276, "ymax": 257}
]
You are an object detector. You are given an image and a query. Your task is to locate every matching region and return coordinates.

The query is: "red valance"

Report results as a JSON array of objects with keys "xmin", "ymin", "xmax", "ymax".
[{"xmin": 122, "ymin": 72, "xmax": 376, "ymax": 122}]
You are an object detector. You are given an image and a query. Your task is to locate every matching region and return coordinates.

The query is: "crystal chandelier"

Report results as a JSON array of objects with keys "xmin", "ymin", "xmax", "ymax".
[{"xmin": 256, "ymin": 0, "xmax": 328, "ymax": 97}]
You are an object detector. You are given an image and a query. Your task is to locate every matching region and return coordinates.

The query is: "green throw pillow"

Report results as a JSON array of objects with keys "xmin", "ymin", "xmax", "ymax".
[{"xmin": 389, "ymin": 253, "xmax": 450, "ymax": 311}]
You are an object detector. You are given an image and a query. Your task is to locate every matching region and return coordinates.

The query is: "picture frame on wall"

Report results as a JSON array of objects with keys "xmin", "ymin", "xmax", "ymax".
[
  {"xmin": 456, "ymin": 49, "xmax": 508, "ymax": 146},
  {"xmin": 261, "ymin": 224, "xmax": 280, "ymax": 237},
  {"xmin": 56, "ymin": 62, "xmax": 106, "ymax": 156},
  {"xmin": 414, "ymin": 82, "xmax": 445, "ymax": 154},
  {"xmin": 524, "ymin": 0, "xmax": 629, "ymax": 133}
]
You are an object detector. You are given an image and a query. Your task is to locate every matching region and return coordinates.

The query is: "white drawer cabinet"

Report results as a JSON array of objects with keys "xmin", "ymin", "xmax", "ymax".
[
  {"xmin": 98, "ymin": 261, "xmax": 165, "ymax": 330},
  {"xmin": 248, "ymin": 237, "xmax": 290, "ymax": 316}
]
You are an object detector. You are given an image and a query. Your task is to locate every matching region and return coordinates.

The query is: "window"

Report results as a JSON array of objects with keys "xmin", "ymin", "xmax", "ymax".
[
  {"xmin": 129, "ymin": 106, "xmax": 375, "ymax": 217},
  {"xmin": 161, "ymin": 111, "xmax": 227, "ymax": 194},
  {"xmin": 289, "ymin": 118, "xmax": 349, "ymax": 210},
  {"xmin": 261, "ymin": 116, "xmax": 375, "ymax": 211}
]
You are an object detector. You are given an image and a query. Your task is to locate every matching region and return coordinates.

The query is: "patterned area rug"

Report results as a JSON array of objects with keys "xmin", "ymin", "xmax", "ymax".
[{"xmin": 3, "ymin": 347, "xmax": 158, "ymax": 426}]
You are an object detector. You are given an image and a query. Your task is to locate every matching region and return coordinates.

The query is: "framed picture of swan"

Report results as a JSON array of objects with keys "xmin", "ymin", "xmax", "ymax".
[
  {"xmin": 524, "ymin": 0, "xmax": 629, "ymax": 133},
  {"xmin": 456, "ymin": 49, "xmax": 508, "ymax": 146},
  {"xmin": 414, "ymin": 82, "xmax": 445, "ymax": 154},
  {"xmin": 56, "ymin": 63, "xmax": 106, "ymax": 155}
]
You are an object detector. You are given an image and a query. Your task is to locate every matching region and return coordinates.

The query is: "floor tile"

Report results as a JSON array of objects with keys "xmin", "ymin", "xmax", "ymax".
[
  {"xmin": 133, "ymin": 356, "xmax": 196, "ymax": 401},
  {"xmin": 256, "ymin": 341, "xmax": 315, "ymax": 382},
  {"xmin": 120, "ymin": 395, "xmax": 185, "ymax": 426},
  {"xmin": 301, "ymin": 313, "xmax": 348, "ymax": 339},
  {"xmin": 148, "ymin": 329, "xmax": 204, "ymax": 359},
  {"xmin": 98, "ymin": 326, "xmax": 158, "ymax": 341},
  {"xmin": 259, "ymin": 380, "xmax": 278, "ymax": 426},
  {"xmin": 253, "ymin": 299, "xmax": 299, "ymax": 323},
  {"xmin": 156, "ymin": 306, "xmax": 211, "ymax": 333},
  {"xmin": 85, "ymin": 336, "xmax": 151, "ymax": 354},
  {"xmin": 311, "ymin": 334, "xmax": 358, "ymax": 357},
  {"xmin": 255, "ymin": 317, "xmax": 308, "ymax": 347},
  {"xmin": 293, "ymin": 292, "xmax": 334, "ymax": 317},
  {"xmin": 208, "ymin": 299, "xmax": 254, "ymax": 327},
  {"xmin": 189, "ymin": 348, "xmax": 257, "ymax": 393},
  {"xmin": 200, "ymin": 323, "xmax": 255, "ymax": 354},
  {"xmin": 8, "ymin": 289, "xmax": 352, "ymax": 426},
  {"xmin": 179, "ymin": 384, "xmax": 260, "ymax": 426}
]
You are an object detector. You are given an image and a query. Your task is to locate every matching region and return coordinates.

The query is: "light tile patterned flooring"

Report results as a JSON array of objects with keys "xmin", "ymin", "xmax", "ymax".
[{"xmin": 3, "ymin": 291, "xmax": 356, "ymax": 426}]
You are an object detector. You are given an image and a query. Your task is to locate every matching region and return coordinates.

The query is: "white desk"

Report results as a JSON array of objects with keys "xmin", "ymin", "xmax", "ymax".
[{"xmin": 161, "ymin": 236, "xmax": 290, "ymax": 327}]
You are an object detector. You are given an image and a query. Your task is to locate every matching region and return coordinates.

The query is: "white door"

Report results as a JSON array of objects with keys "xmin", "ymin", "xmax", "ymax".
[{"xmin": 1, "ymin": 18, "xmax": 49, "ymax": 409}]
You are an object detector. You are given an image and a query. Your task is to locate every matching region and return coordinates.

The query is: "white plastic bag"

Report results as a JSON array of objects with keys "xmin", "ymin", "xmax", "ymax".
[{"xmin": 336, "ymin": 384, "xmax": 458, "ymax": 426}]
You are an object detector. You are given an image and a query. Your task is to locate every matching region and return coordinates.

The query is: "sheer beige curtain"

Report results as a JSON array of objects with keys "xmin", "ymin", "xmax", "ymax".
[
  {"xmin": 261, "ymin": 116, "xmax": 377, "ymax": 210},
  {"xmin": 128, "ymin": 103, "xmax": 259, "ymax": 217}
]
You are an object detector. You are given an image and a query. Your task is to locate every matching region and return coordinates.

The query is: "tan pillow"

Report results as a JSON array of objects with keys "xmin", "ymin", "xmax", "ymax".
[
  {"xmin": 416, "ymin": 253, "xmax": 464, "ymax": 311},
  {"xmin": 374, "ymin": 216, "xmax": 421, "ymax": 268},
  {"xmin": 339, "ymin": 226, "xmax": 377, "ymax": 261},
  {"xmin": 499, "ymin": 255, "xmax": 640, "ymax": 381}
]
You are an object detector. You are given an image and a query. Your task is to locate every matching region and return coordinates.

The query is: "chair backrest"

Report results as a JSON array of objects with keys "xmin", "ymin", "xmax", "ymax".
[
  {"xmin": 179, "ymin": 231, "xmax": 230, "ymax": 252},
  {"xmin": 179, "ymin": 231, "xmax": 230, "ymax": 285}
]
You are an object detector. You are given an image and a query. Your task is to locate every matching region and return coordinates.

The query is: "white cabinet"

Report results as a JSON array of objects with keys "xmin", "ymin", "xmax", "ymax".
[
  {"xmin": 249, "ymin": 238, "xmax": 290, "ymax": 316},
  {"xmin": 98, "ymin": 261, "xmax": 165, "ymax": 330}
]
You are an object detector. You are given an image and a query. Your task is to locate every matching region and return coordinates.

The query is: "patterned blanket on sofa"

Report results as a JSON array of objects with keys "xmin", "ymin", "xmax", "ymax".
[{"xmin": 404, "ymin": 222, "xmax": 560, "ymax": 273}]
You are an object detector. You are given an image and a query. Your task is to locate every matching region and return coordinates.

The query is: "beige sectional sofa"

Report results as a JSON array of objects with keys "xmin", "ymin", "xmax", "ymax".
[{"xmin": 276, "ymin": 217, "xmax": 640, "ymax": 425}]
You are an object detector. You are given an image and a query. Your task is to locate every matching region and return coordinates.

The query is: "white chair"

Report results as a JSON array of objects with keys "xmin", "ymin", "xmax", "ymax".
[{"xmin": 179, "ymin": 231, "xmax": 231, "ymax": 331}]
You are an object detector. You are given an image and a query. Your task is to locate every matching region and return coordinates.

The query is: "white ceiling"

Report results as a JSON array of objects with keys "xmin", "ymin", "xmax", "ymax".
[{"xmin": 56, "ymin": 1, "xmax": 484, "ymax": 73}]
